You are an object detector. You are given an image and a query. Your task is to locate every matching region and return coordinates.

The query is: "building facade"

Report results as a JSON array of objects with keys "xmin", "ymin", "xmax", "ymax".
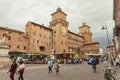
[
  {"xmin": 0, "ymin": 8, "xmax": 100, "ymax": 58},
  {"xmin": 113, "ymin": 0, "xmax": 120, "ymax": 56},
  {"xmin": 0, "ymin": 27, "xmax": 29, "ymax": 52},
  {"xmin": 25, "ymin": 22, "xmax": 53, "ymax": 54}
]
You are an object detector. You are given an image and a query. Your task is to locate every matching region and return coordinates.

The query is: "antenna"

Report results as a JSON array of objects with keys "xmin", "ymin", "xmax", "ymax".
[{"xmin": 58, "ymin": 0, "xmax": 61, "ymax": 8}]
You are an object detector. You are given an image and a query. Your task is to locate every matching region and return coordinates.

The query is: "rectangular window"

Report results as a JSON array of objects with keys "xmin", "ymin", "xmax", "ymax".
[
  {"xmin": 65, "ymin": 42, "xmax": 67, "ymax": 45},
  {"xmin": 63, "ymin": 35, "xmax": 65, "ymax": 37},
  {"xmin": 8, "ymin": 36, "xmax": 11, "ymax": 40},
  {"xmin": 9, "ymin": 45, "xmax": 11, "ymax": 48},
  {"xmin": 37, "ymin": 40, "xmax": 39, "ymax": 43},
  {"xmin": 17, "ymin": 46, "xmax": 19, "ymax": 48},
  {"xmin": 40, "ymin": 34, "xmax": 41, "ymax": 37},
  {"xmin": 63, "ymin": 49, "xmax": 65, "ymax": 53},
  {"xmin": 61, "ymin": 41, "xmax": 63, "ymax": 45},
  {"xmin": 54, "ymin": 31, "xmax": 56, "ymax": 34},
  {"xmin": 24, "ymin": 46, "xmax": 26, "ymax": 50}
]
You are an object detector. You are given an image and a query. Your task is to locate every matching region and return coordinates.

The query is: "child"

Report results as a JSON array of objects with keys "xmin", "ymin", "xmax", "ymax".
[
  {"xmin": 54, "ymin": 61, "xmax": 60, "ymax": 75},
  {"xmin": 47, "ymin": 58, "xmax": 53, "ymax": 74}
]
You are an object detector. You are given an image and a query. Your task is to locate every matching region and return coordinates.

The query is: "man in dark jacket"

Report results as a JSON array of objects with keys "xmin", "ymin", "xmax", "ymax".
[{"xmin": 91, "ymin": 57, "xmax": 97, "ymax": 73}]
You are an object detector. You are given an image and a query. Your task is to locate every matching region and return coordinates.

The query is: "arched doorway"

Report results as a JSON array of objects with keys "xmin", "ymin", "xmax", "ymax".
[{"xmin": 39, "ymin": 46, "xmax": 45, "ymax": 52}]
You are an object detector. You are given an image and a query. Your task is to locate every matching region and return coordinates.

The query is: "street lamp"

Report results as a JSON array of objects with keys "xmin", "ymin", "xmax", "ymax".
[{"xmin": 101, "ymin": 23, "xmax": 114, "ymax": 67}]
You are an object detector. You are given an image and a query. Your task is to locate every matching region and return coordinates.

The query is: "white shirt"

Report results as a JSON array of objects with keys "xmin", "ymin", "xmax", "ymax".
[
  {"xmin": 19, "ymin": 63, "xmax": 25, "ymax": 69},
  {"xmin": 48, "ymin": 60, "xmax": 52, "ymax": 67},
  {"xmin": 17, "ymin": 57, "xmax": 22, "ymax": 61},
  {"xmin": 115, "ymin": 58, "xmax": 120, "ymax": 63}
]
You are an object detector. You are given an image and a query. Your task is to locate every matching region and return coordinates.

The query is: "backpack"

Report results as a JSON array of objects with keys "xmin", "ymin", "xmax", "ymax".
[{"xmin": 91, "ymin": 59, "xmax": 97, "ymax": 65}]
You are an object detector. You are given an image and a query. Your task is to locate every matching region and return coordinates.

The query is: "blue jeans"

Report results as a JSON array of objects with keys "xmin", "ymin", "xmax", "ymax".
[{"xmin": 18, "ymin": 73, "xmax": 24, "ymax": 80}]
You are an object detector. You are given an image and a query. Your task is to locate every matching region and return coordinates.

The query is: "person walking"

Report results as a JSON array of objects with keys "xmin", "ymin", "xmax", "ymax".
[
  {"xmin": 54, "ymin": 61, "xmax": 60, "ymax": 75},
  {"xmin": 7, "ymin": 58, "xmax": 18, "ymax": 80},
  {"xmin": 115, "ymin": 57, "xmax": 120, "ymax": 67},
  {"xmin": 47, "ymin": 58, "xmax": 53, "ymax": 74},
  {"xmin": 79, "ymin": 58, "xmax": 82, "ymax": 64},
  {"xmin": 18, "ymin": 60, "xmax": 25, "ymax": 80},
  {"xmin": 91, "ymin": 57, "xmax": 97, "ymax": 73},
  {"xmin": 96, "ymin": 57, "xmax": 99, "ymax": 64}
]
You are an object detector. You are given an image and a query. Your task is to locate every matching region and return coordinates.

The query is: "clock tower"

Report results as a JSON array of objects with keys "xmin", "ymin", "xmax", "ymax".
[{"xmin": 49, "ymin": 7, "xmax": 69, "ymax": 53}]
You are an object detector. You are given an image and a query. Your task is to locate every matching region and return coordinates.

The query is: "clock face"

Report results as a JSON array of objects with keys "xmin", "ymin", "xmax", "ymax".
[{"xmin": 62, "ymin": 27, "xmax": 66, "ymax": 33}]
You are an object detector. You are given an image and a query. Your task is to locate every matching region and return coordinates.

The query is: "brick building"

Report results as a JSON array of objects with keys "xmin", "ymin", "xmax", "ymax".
[
  {"xmin": 0, "ymin": 27, "xmax": 29, "ymax": 52},
  {"xmin": 0, "ymin": 7, "xmax": 100, "ymax": 58}
]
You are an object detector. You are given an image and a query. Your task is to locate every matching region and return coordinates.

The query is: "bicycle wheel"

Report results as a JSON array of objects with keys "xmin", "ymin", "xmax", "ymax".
[
  {"xmin": 104, "ymin": 72, "xmax": 115, "ymax": 80},
  {"xmin": 112, "ymin": 71, "xmax": 120, "ymax": 80},
  {"xmin": 110, "ymin": 75, "xmax": 115, "ymax": 80}
]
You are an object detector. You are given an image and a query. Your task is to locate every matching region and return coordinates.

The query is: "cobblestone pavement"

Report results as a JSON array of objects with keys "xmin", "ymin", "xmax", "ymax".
[{"xmin": 0, "ymin": 62, "xmax": 107, "ymax": 80}]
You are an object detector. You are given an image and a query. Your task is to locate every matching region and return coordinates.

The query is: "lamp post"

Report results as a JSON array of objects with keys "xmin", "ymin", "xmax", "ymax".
[{"xmin": 101, "ymin": 23, "xmax": 114, "ymax": 67}]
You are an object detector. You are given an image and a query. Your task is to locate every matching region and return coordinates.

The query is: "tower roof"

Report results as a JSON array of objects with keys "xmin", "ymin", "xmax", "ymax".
[
  {"xmin": 57, "ymin": 7, "xmax": 62, "ymax": 11},
  {"xmin": 79, "ymin": 22, "xmax": 90, "ymax": 29},
  {"xmin": 51, "ymin": 7, "xmax": 67, "ymax": 16}
]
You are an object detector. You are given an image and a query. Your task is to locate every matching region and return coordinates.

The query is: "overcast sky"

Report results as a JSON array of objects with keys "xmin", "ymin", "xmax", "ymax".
[{"xmin": 0, "ymin": 0, "xmax": 114, "ymax": 52}]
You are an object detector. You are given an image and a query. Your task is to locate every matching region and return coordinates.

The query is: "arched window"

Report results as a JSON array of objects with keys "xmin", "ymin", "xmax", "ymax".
[{"xmin": 8, "ymin": 36, "xmax": 11, "ymax": 40}]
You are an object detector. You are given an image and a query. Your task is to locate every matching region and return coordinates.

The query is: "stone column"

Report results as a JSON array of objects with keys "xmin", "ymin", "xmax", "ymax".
[
  {"xmin": 113, "ymin": 0, "xmax": 120, "ymax": 56},
  {"xmin": 113, "ymin": 0, "xmax": 120, "ymax": 26}
]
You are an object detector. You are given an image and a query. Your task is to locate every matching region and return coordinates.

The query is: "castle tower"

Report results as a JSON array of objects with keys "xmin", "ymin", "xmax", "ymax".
[
  {"xmin": 79, "ymin": 23, "xmax": 92, "ymax": 43},
  {"xmin": 49, "ymin": 7, "xmax": 69, "ymax": 53}
]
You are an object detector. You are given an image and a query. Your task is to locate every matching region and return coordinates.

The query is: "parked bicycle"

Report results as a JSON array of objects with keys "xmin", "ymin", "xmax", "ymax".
[
  {"xmin": 112, "ymin": 67, "xmax": 120, "ymax": 80},
  {"xmin": 104, "ymin": 66, "xmax": 120, "ymax": 80},
  {"xmin": 104, "ymin": 66, "xmax": 115, "ymax": 80}
]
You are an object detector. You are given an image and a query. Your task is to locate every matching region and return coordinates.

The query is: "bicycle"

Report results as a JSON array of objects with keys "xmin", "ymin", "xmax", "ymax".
[
  {"xmin": 112, "ymin": 67, "xmax": 120, "ymax": 80},
  {"xmin": 104, "ymin": 66, "xmax": 120, "ymax": 80},
  {"xmin": 104, "ymin": 66, "xmax": 115, "ymax": 80}
]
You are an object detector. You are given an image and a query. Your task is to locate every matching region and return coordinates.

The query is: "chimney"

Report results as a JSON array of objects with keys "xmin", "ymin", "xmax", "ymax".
[
  {"xmin": 83, "ymin": 22, "xmax": 86, "ymax": 26},
  {"xmin": 42, "ymin": 24, "xmax": 44, "ymax": 26}
]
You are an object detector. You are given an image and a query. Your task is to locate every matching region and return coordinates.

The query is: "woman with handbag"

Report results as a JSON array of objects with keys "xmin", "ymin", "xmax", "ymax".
[{"xmin": 18, "ymin": 60, "xmax": 25, "ymax": 80}]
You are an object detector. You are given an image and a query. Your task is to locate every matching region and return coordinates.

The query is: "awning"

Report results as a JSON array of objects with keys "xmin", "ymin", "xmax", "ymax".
[
  {"xmin": 53, "ymin": 52, "xmax": 75, "ymax": 55},
  {"xmin": 86, "ymin": 53, "xmax": 104, "ymax": 56}
]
